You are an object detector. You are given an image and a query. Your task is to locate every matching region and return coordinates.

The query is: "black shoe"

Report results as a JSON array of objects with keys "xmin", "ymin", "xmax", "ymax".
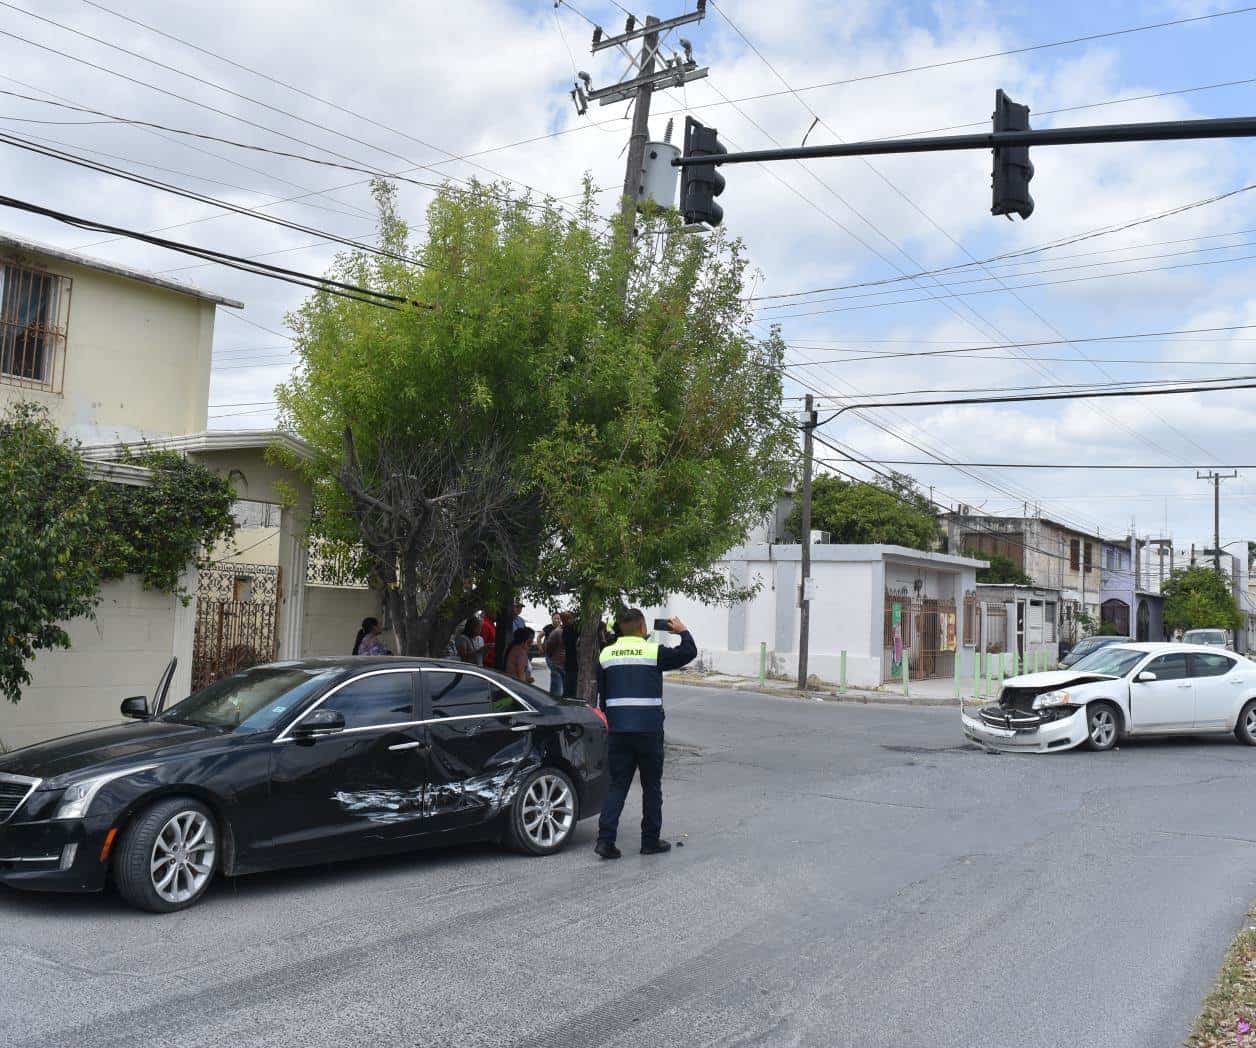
[
  {"xmin": 594, "ymin": 840, "xmax": 622, "ymax": 860},
  {"xmin": 640, "ymin": 839, "xmax": 672, "ymax": 855}
]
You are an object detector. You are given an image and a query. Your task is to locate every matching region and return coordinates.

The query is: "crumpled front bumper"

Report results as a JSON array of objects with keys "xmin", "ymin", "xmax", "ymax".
[{"xmin": 961, "ymin": 706, "xmax": 1089, "ymax": 753}]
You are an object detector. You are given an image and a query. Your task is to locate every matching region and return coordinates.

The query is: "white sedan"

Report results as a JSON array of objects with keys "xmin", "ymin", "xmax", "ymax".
[{"xmin": 961, "ymin": 642, "xmax": 1256, "ymax": 753}]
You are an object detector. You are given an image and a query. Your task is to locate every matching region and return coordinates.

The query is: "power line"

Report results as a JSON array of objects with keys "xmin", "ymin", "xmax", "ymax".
[
  {"xmin": 751, "ymin": 181, "xmax": 1256, "ymax": 301},
  {"xmin": 0, "ymin": 194, "xmax": 426, "ymax": 309},
  {"xmin": 816, "ymin": 458, "xmax": 1256, "ymax": 470},
  {"xmin": 701, "ymin": 4, "xmax": 1256, "ymax": 110},
  {"xmin": 0, "ymin": 1, "xmax": 569, "ymax": 207},
  {"xmin": 756, "ymin": 238, "xmax": 1256, "ymax": 310},
  {"xmin": 779, "ymin": 322, "xmax": 1256, "ymax": 366},
  {"xmin": 760, "ymin": 248, "xmax": 1256, "ymax": 317},
  {"xmin": 0, "ymin": 129, "xmax": 430, "ymax": 266},
  {"xmin": 786, "ymin": 372, "xmax": 1256, "ymax": 399}
]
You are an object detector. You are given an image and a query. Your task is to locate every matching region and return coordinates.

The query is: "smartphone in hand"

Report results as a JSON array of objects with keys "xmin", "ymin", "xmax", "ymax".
[{"xmin": 653, "ymin": 618, "xmax": 673, "ymax": 632}]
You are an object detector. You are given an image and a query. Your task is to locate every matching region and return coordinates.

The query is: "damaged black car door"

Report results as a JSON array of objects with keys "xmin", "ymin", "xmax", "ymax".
[
  {"xmin": 263, "ymin": 669, "xmax": 429, "ymax": 862},
  {"xmin": 419, "ymin": 669, "xmax": 536, "ymax": 833}
]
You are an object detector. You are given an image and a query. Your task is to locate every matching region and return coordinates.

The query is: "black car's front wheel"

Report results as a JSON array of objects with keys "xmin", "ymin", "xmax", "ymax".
[
  {"xmin": 113, "ymin": 797, "xmax": 218, "ymax": 913},
  {"xmin": 506, "ymin": 767, "xmax": 577, "ymax": 856}
]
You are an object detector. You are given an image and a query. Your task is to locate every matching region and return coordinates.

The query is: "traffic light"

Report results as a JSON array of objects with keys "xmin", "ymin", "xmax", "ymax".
[
  {"xmin": 991, "ymin": 89, "xmax": 1034, "ymax": 220},
  {"xmin": 680, "ymin": 116, "xmax": 726, "ymax": 227}
]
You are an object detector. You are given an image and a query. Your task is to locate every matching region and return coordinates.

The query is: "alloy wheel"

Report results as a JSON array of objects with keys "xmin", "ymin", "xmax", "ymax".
[
  {"xmin": 150, "ymin": 810, "xmax": 216, "ymax": 905},
  {"xmin": 521, "ymin": 774, "xmax": 574, "ymax": 849},
  {"xmin": 1247, "ymin": 708, "xmax": 1256, "ymax": 738},
  {"xmin": 1090, "ymin": 708, "xmax": 1117, "ymax": 749}
]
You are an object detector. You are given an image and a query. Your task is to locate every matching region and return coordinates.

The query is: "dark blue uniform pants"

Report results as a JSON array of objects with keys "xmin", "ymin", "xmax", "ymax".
[{"xmin": 597, "ymin": 731, "xmax": 664, "ymax": 846}]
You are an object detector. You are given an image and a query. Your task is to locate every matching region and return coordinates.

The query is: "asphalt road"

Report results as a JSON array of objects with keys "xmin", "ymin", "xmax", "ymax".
[{"xmin": 4, "ymin": 682, "xmax": 1256, "ymax": 1048}]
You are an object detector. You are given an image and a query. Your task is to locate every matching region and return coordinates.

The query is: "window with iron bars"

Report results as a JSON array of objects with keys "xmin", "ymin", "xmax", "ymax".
[{"xmin": 0, "ymin": 262, "xmax": 71, "ymax": 392}]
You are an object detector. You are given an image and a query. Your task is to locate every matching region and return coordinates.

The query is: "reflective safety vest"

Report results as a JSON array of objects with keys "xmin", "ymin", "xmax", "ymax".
[{"xmin": 599, "ymin": 635, "xmax": 665, "ymax": 733}]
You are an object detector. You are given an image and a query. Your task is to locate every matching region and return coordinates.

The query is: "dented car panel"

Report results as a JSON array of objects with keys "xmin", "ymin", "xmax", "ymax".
[{"xmin": 0, "ymin": 657, "xmax": 608, "ymax": 898}]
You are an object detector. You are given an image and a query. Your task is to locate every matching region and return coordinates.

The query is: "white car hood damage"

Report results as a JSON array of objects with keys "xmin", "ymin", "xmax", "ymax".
[{"xmin": 1000, "ymin": 670, "xmax": 1117, "ymax": 691}]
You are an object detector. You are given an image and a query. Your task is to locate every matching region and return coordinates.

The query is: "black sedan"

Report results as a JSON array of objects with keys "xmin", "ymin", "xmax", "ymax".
[{"xmin": 0, "ymin": 658, "xmax": 608, "ymax": 912}]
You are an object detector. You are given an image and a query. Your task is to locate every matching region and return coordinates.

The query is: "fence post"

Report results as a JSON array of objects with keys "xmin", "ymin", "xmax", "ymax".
[
  {"xmin": 953, "ymin": 656, "xmax": 961, "ymax": 702},
  {"xmin": 902, "ymin": 655, "xmax": 910, "ymax": 698},
  {"xmin": 984, "ymin": 654, "xmax": 992, "ymax": 699},
  {"xmin": 972, "ymin": 653, "xmax": 979, "ymax": 700},
  {"xmin": 759, "ymin": 641, "xmax": 767, "ymax": 688},
  {"xmin": 1012, "ymin": 651, "xmax": 1019, "ymax": 677},
  {"xmin": 839, "ymin": 650, "xmax": 847, "ymax": 694}
]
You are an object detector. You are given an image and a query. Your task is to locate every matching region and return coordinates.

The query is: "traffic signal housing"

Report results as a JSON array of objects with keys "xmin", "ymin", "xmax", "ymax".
[
  {"xmin": 991, "ymin": 89, "xmax": 1034, "ymax": 220},
  {"xmin": 681, "ymin": 116, "xmax": 726, "ymax": 227}
]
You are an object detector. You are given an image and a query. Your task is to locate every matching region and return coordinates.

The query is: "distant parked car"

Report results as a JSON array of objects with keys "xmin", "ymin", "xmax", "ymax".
[
  {"xmin": 963, "ymin": 642, "xmax": 1256, "ymax": 753},
  {"xmin": 0, "ymin": 657, "xmax": 608, "ymax": 912},
  {"xmin": 1183, "ymin": 628, "xmax": 1230, "ymax": 648},
  {"xmin": 1058, "ymin": 634, "xmax": 1130, "ymax": 669}
]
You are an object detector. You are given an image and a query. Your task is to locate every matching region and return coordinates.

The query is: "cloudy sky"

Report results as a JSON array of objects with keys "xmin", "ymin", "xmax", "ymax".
[{"xmin": 3, "ymin": 0, "xmax": 1256, "ymax": 552}]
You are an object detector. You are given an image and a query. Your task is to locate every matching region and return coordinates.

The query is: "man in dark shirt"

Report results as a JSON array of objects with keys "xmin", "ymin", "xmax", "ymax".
[{"xmin": 594, "ymin": 609, "xmax": 697, "ymax": 859}]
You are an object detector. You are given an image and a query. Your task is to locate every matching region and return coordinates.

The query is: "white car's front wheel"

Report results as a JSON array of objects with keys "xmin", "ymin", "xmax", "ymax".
[{"xmin": 1084, "ymin": 702, "xmax": 1120, "ymax": 752}]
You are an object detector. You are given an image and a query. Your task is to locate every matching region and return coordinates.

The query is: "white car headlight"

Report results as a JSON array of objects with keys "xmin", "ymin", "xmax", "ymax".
[
  {"xmin": 1032, "ymin": 690, "xmax": 1072, "ymax": 710},
  {"xmin": 53, "ymin": 764, "xmax": 158, "ymax": 820}
]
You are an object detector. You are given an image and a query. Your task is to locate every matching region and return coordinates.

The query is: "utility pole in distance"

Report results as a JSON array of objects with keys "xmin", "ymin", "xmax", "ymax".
[
  {"xmin": 1199, "ymin": 470, "xmax": 1239, "ymax": 574},
  {"xmin": 797, "ymin": 395, "xmax": 817, "ymax": 691}
]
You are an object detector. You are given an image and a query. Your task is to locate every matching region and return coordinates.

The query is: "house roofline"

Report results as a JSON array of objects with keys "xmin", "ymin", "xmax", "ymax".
[
  {"xmin": 0, "ymin": 231, "xmax": 245, "ymax": 309},
  {"xmin": 81, "ymin": 429, "xmax": 312, "ymax": 463}
]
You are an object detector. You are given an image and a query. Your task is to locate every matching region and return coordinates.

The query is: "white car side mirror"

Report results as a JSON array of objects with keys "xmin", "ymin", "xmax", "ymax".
[{"xmin": 1136, "ymin": 670, "xmax": 1158, "ymax": 683}]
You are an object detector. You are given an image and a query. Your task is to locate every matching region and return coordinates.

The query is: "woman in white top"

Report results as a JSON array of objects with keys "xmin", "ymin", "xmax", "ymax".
[{"xmin": 454, "ymin": 616, "xmax": 486, "ymax": 666}]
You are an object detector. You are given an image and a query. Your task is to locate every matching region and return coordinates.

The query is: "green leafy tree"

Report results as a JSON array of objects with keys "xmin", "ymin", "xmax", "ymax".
[
  {"xmin": 277, "ymin": 180, "xmax": 584, "ymax": 656},
  {"xmin": 1162, "ymin": 565, "xmax": 1243, "ymax": 634},
  {"xmin": 0, "ymin": 404, "xmax": 103, "ymax": 703},
  {"xmin": 965, "ymin": 550, "xmax": 1032, "ymax": 585},
  {"xmin": 0, "ymin": 405, "xmax": 235, "ymax": 702},
  {"xmin": 787, "ymin": 475, "xmax": 940, "ymax": 550},
  {"xmin": 532, "ymin": 205, "xmax": 797, "ymax": 699}
]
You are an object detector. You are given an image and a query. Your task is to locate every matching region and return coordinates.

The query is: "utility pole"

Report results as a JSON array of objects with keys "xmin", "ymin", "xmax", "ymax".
[
  {"xmin": 621, "ymin": 17, "xmax": 660, "ymax": 230},
  {"xmin": 1198, "ymin": 470, "xmax": 1238, "ymax": 573},
  {"xmin": 797, "ymin": 395, "xmax": 817, "ymax": 691},
  {"xmin": 568, "ymin": 5, "xmax": 709, "ymax": 228}
]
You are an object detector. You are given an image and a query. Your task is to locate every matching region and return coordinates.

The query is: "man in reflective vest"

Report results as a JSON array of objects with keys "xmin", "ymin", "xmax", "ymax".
[{"xmin": 594, "ymin": 608, "xmax": 697, "ymax": 859}]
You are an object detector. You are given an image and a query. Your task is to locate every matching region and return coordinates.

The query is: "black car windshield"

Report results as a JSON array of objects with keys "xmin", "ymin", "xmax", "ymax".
[
  {"xmin": 160, "ymin": 666, "xmax": 337, "ymax": 732},
  {"xmin": 1069, "ymin": 646, "xmax": 1145, "ymax": 677}
]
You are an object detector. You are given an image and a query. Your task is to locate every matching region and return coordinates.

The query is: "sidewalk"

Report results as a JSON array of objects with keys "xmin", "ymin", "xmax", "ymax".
[{"xmin": 670, "ymin": 668, "xmax": 992, "ymax": 707}]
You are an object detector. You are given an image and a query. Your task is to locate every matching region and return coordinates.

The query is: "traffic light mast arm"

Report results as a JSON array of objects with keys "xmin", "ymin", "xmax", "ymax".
[{"xmin": 671, "ymin": 114, "xmax": 1256, "ymax": 167}]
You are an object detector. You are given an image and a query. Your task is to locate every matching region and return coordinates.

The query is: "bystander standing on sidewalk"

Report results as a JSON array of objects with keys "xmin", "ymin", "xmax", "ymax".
[
  {"xmin": 454, "ymin": 616, "xmax": 485, "ymax": 666},
  {"xmin": 543, "ymin": 614, "xmax": 566, "ymax": 697},
  {"xmin": 505, "ymin": 627, "xmax": 536, "ymax": 684}
]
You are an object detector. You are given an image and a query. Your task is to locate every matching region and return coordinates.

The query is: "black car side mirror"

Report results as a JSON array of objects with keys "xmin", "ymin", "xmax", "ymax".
[
  {"xmin": 120, "ymin": 696, "xmax": 150, "ymax": 720},
  {"xmin": 292, "ymin": 708, "xmax": 346, "ymax": 739}
]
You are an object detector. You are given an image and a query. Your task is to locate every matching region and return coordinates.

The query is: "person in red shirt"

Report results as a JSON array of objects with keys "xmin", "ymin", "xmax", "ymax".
[{"xmin": 479, "ymin": 613, "xmax": 497, "ymax": 668}]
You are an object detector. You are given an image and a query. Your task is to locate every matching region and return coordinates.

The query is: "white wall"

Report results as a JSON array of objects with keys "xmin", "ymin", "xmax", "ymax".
[
  {"xmin": 301, "ymin": 586, "xmax": 382, "ymax": 657},
  {"xmin": 0, "ymin": 253, "xmax": 215, "ymax": 444},
  {"xmin": 0, "ymin": 576, "xmax": 178, "ymax": 751}
]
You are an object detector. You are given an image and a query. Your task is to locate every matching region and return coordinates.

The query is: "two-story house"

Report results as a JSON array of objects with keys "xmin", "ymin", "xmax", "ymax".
[
  {"xmin": 1098, "ymin": 537, "xmax": 1165, "ymax": 641},
  {"xmin": 941, "ymin": 509, "xmax": 1102, "ymax": 644},
  {"xmin": 0, "ymin": 232, "xmax": 374, "ymax": 749}
]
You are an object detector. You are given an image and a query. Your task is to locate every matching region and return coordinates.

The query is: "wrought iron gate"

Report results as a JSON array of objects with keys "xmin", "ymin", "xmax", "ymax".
[
  {"xmin": 192, "ymin": 563, "xmax": 280, "ymax": 691},
  {"xmin": 883, "ymin": 590, "xmax": 958, "ymax": 681}
]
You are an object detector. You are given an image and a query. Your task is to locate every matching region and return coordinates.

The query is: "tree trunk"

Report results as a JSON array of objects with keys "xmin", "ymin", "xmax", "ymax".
[{"xmin": 576, "ymin": 604, "xmax": 603, "ymax": 706}]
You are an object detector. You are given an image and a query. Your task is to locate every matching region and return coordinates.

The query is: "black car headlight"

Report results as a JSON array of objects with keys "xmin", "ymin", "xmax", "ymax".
[{"xmin": 52, "ymin": 764, "xmax": 158, "ymax": 820}]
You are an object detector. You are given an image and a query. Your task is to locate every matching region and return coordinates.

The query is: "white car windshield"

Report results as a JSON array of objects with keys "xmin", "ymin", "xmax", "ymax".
[
  {"xmin": 1184, "ymin": 630, "xmax": 1226, "ymax": 646},
  {"xmin": 1069, "ymin": 645, "xmax": 1145, "ymax": 677}
]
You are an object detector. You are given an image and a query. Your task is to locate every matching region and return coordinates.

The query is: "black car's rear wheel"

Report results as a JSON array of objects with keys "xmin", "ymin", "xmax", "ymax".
[
  {"xmin": 113, "ymin": 797, "xmax": 218, "ymax": 913},
  {"xmin": 506, "ymin": 768, "xmax": 577, "ymax": 856}
]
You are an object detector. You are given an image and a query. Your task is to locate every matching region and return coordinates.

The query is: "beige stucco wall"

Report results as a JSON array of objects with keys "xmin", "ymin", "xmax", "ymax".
[
  {"xmin": 301, "ymin": 586, "xmax": 381, "ymax": 657},
  {"xmin": 0, "ymin": 575, "xmax": 178, "ymax": 751},
  {"xmin": 214, "ymin": 526, "xmax": 281, "ymax": 567},
  {"xmin": 0, "ymin": 249, "xmax": 216, "ymax": 444}
]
